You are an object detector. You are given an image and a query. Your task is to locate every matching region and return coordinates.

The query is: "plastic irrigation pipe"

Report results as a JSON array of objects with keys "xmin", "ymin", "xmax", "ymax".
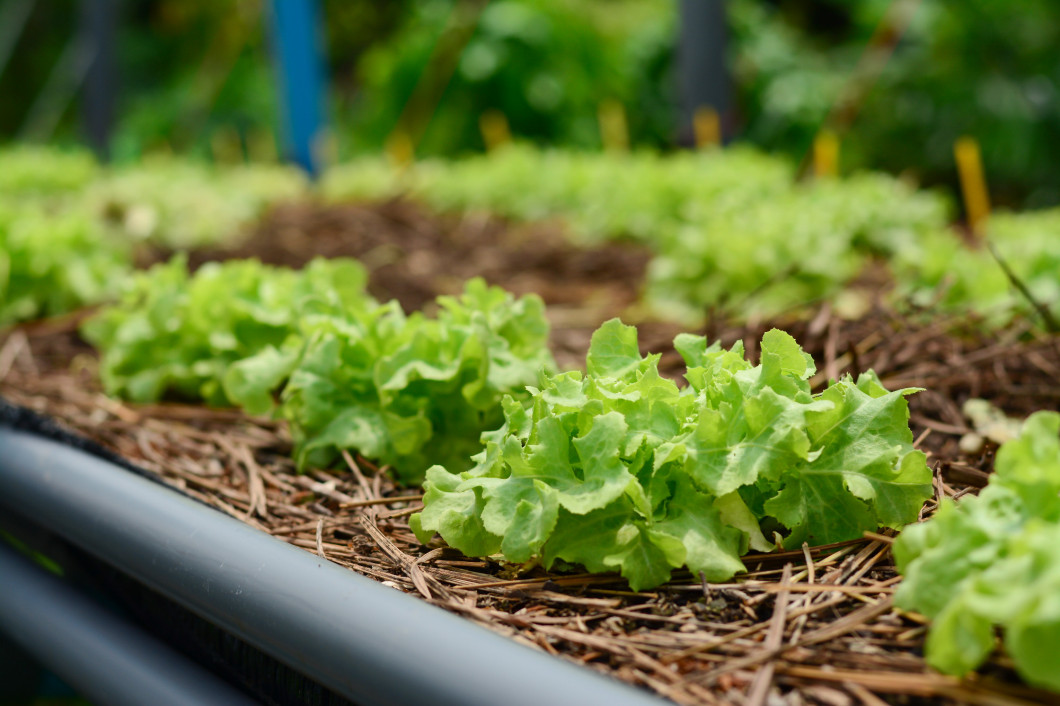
[
  {"xmin": 0, "ymin": 542, "xmax": 259, "ymax": 706},
  {"xmin": 0, "ymin": 428, "xmax": 669, "ymax": 706}
]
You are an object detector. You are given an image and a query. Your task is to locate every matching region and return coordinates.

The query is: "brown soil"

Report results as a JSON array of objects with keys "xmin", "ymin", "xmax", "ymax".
[
  {"xmin": 7, "ymin": 201, "xmax": 1060, "ymax": 705},
  {"xmin": 155, "ymin": 200, "xmax": 658, "ymax": 372}
]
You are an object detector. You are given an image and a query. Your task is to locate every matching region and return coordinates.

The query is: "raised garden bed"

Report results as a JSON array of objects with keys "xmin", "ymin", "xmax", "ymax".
[{"xmin": 5, "ymin": 200, "xmax": 1060, "ymax": 705}]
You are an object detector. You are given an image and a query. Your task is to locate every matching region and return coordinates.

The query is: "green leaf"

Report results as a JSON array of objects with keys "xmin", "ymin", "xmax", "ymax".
[
  {"xmin": 410, "ymin": 466, "xmax": 502, "ymax": 557},
  {"xmin": 925, "ymin": 599, "xmax": 996, "ymax": 677},
  {"xmin": 654, "ymin": 479, "xmax": 748, "ymax": 581},
  {"xmin": 420, "ymin": 321, "xmax": 927, "ymax": 591},
  {"xmin": 586, "ymin": 318, "xmax": 643, "ymax": 379},
  {"xmin": 766, "ymin": 375, "xmax": 932, "ymax": 548},
  {"xmin": 894, "ymin": 411, "xmax": 1060, "ymax": 687},
  {"xmin": 224, "ymin": 345, "xmax": 300, "ymax": 416}
]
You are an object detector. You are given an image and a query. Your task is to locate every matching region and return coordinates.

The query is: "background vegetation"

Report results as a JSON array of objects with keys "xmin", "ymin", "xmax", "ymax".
[{"xmin": 3, "ymin": 0, "xmax": 1058, "ymax": 206}]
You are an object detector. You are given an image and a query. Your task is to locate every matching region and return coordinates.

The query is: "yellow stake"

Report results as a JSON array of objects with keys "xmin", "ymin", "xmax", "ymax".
[
  {"xmin": 694, "ymin": 106, "xmax": 721, "ymax": 149},
  {"xmin": 954, "ymin": 136, "xmax": 991, "ymax": 234},
  {"xmin": 210, "ymin": 126, "xmax": 244, "ymax": 164},
  {"xmin": 385, "ymin": 130, "xmax": 415, "ymax": 168},
  {"xmin": 598, "ymin": 100, "xmax": 629, "ymax": 153},
  {"xmin": 247, "ymin": 127, "xmax": 278, "ymax": 163},
  {"xmin": 813, "ymin": 130, "xmax": 840, "ymax": 178},
  {"xmin": 479, "ymin": 110, "xmax": 511, "ymax": 152}
]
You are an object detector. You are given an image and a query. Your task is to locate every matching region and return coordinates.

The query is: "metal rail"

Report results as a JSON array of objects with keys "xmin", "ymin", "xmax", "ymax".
[{"xmin": 0, "ymin": 427, "xmax": 668, "ymax": 706}]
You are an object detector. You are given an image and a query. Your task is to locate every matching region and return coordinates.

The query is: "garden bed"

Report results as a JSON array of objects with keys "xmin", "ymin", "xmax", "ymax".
[
  {"xmin": 5, "ymin": 200, "xmax": 1060, "ymax": 705},
  {"xmin": 149, "ymin": 199, "xmax": 664, "ymax": 373}
]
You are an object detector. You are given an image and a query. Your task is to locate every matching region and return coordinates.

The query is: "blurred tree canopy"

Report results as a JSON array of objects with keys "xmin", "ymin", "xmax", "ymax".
[{"xmin": 2, "ymin": 0, "xmax": 1057, "ymax": 206}]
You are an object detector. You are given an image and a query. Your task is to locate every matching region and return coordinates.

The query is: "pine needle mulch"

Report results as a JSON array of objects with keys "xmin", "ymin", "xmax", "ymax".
[{"xmin": 4, "ymin": 304, "xmax": 1060, "ymax": 706}]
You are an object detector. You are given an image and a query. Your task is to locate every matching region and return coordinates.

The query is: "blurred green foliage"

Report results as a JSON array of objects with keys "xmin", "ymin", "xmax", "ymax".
[
  {"xmin": 340, "ymin": 0, "xmax": 674, "ymax": 155},
  {"xmin": 731, "ymin": 0, "xmax": 1060, "ymax": 207},
  {"xmin": 3, "ymin": 0, "xmax": 1059, "ymax": 204}
]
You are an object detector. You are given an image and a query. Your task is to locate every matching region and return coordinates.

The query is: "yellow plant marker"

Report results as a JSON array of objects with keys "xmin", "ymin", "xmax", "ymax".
[
  {"xmin": 210, "ymin": 126, "xmax": 244, "ymax": 164},
  {"xmin": 694, "ymin": 106, "xmax": 721, "ymax": 149},
  {"xmin": 813, "ymin": 130, "xmax": 840, "ymax": 178},
  {"xmin": 479, "ymin": 110, "xmax": 511, "ymax": 151},
  {"xmin": 955, "ymin": 136, "xmax": 991, "ymax": 234},
  {"xmin": 598, "ymin": 100, "xmax": 629, "ymax": 153},
  {"xmin": 385, "ymin": 130, "xmax": 415, "ymax": 168},
  {"xmin": 247, "ymin": 127, "xmax": 278, "ymax": 163}
]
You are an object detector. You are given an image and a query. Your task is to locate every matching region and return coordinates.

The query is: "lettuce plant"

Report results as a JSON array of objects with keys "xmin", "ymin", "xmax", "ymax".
[
  {"xmin": 273, "ymin": 278, "xmax": 555, "ymax": 483},
  {"xmin": 86, "ymin": 258, "xmax": 555, "ymax": 484},
  {"xmin": 894, "ymin": 411, "xmax": 1060, "ymax": 691},
  {"xmin": 0, "ymin": 201, "xmax": 131, "ymax": 327},
  {"xmin": 83, "ymin": 256, "xmax": 371, "ymax": 405},
  {"xmin": 413, "ymin": 320, "xmax": 931, "ymax": 590}
]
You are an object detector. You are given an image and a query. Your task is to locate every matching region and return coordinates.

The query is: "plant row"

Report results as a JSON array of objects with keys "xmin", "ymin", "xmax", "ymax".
[
  {"xmin": 86, "ymin": 257, "xmax": 931, "ymax": 591},
  {"xmin": 84, "ymin": 257, "xmax": 554, "ymax": 483},
  {"xmin": 68, "ymin": 251, "xmax": 1060, "ymax": 692},
  {"xmin": 0, "ymin": 146, "xmax": 306, "ymax": 327},
  {"xmin": 323, "ymin": 144, "xmax": 1060, "ymax": 325},
  {"xmin": 5, "ymin": 144, "xmax": 1060, "ymax": 331}
]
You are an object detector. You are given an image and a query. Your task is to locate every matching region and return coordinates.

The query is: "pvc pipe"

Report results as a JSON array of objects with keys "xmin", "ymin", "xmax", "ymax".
[
  {"xmin": 0, "ymin": 427, "xmax": 668, "ymax": 706},
  {"xmin": 0, "ymin": 543, "xmax": 259, "ymax": 706}
]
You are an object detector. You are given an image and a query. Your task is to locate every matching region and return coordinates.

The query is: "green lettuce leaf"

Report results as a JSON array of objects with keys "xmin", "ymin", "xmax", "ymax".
[
  {"xmin": 894, "ymin": 411, "xmax": 1060, "ymax": 691},
  {"xmin": 83, "ymin": 255, "xmax": 371, "ymax": 406},
  {"xmin": 414, "ymin": 319, "xmax": 930, "ymax": 590},
  {"xmin": 280, "ymin": 278, "xmax": 555, "ymax": 483}
]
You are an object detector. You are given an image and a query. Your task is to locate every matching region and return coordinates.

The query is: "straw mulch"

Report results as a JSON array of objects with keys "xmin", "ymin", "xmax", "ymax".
[{"xmin": 5, "ymin": 300, "xmax": 1060, "ymax": 706}]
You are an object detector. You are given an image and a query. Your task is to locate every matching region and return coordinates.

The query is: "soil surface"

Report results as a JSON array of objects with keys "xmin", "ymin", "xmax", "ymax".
[
  {"xmin": 155, "ymin": 200, "xmax": 661, "ymax": 372},
  {"xmin": 7, "ymin": 200, "xmax": 1060, "ymax": 705}
]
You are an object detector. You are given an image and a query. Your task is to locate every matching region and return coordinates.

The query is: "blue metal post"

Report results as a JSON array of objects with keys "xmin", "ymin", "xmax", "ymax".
[{"xmin": 268, "ymin": 0, "xmax": 327, "ymax": 175}]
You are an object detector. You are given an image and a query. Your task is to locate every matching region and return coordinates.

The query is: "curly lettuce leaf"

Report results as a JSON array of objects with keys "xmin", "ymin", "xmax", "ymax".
[
  {"xmin": 0, "ymin": 200, "xmax": 131, "ymax": 327},
  {"xmin": 414, "ymin": 319, "xmax": 930, "ymax": 590},
  {"xmin": 281, "ymin": 278, "xmax": 555, "ymax": 483},
  {"xmin": 83, "ymin": 255, "xmax": 371, "ymax": 405},
  {"xmin": 894, "ymin": 411, "xmax": 1060, "ymax": 691}
]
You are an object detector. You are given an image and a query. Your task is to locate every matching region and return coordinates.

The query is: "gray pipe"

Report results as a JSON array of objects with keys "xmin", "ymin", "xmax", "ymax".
[
  {"xmin": 0, "ymin": 428, "xmax": 668, "ymax": 706},
  {"xmin": 0, "ymin": 543, "xmax": 259, "ymax": 706}
]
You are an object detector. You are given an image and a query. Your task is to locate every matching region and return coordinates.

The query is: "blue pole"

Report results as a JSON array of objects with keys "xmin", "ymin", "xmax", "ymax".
[{"xmin": 268, "ymin": 0, "xmax": 327, "ymax": 175}]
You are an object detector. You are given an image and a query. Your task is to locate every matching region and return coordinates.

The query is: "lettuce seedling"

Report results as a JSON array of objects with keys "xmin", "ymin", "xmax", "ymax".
[
  {"xmin": 413, "ymin": 319, "xmax": 931, "ymax": 590},
  {"xmin": 277, "ymin": 278, "xmax": 555, "ymax": 483},
  {"xmin": 894, "ymin": 411, "xmax": 1060, "ymax": 691},
  {"xmin": 83, "ymin": 255, "xmax": 370, "ymax": 404}
]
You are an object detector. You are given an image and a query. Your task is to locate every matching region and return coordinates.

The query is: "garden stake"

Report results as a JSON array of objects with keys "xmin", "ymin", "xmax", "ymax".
[
  {"xmin": 479, "ymin": 109, "xmax": 511, "ymax": 151},
  {"xmin": 385, "ymin": 130, "xmax": 415, "ymax": 168},
  {"xmin": 694, "ymin": 106, "xmax": 721, "ymax": 149},
  {"xmin": 599, "ymin": 99, "xmax": 629, "ymax": 152},
  {"xmin": 954, "ymin": 136, "xmax": 991, "ymax": 234},
  {"xmin": 813, "ymin": 130, "xmax": 840, "ymax": 178}
]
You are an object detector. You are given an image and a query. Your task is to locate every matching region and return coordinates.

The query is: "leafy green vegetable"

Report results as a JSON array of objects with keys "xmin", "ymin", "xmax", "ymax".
[
  {"xmin": 647, "ymin": 173, "xmax": 950, "ymax": 323},
  {"xmin": 322, "ymin": 144, "xmax": 793, "ymax": 246},
  {"xmin": 86, "ymin": 257, "xmax": 554, "ymax": 484},
  {"xmin": 0, "ymin": 200, "xmax": 131, "ymax": 327},
  {"xmin": 894, "ymin": 411, "xmax": 1060, "ymax": 691},
  {"xmin": 324, "ymin": 145, "xmax": 954, "ymax": 322},
  {"xmin": 413, "ymin": 319, "xmax": 930, "ymax": 590},
  {"xmin": 83, "ymin": 256, "xmax": 371, "ymax": 405},
  {"xmin": 276, "ymin": 278, "xmax": 555, "ymax": 483},
  {"xmin": 85, "ymin": 157, "xmax": 307, "ymax": 249},
  {"xmin": 0, "ymin": 146, "xmax": 98, "ymax": 197},
  {"xmin": 894, "ymin": 208, "xmax": 1060, "ymax": 327}
]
